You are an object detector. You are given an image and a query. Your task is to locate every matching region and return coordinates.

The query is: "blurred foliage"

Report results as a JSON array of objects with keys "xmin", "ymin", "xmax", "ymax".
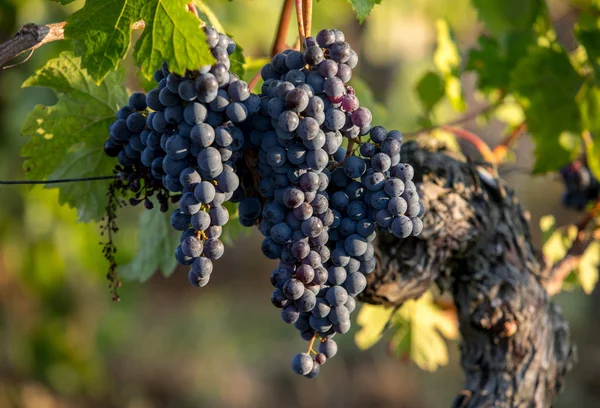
[{"xmin": 541, "ymin": 215, "xmax": 599, "ymax": 293}]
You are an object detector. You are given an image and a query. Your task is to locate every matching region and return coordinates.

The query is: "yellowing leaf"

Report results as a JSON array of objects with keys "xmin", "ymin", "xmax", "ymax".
[
  {"xmin": 433, "ymin": 20, "xmax": 465, "ymax": 111},
  {"xmin": 392, "ymin": 292, "xmax": 458, "ymax": 372},
  {"xmin": 354, "ymin": 303, "xmax": 395, "ymax": 350},
  {"xmin": 578, "ymin": 242, "xmax": 600, "ymax": 294},
  {"xmin": 355, "ymin": 292, "xmax": 458, "ymax": 372},
  {"xmin": 433, "ymin": 20, "xmax": 460, "ymax": 76}
]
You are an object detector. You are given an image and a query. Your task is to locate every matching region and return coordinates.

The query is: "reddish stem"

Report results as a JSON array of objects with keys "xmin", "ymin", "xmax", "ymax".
[
  {"xmin": 492, "ymin": 122, "xmax": 527, "ymax": 164},
  {"xmin": 295, "ymin": 0, "xmax": 306, "ymax": 50},
  {"xmin": 272, "ymin": 0, "xmax": 295, "ymax": 56},
  {"xmin": 303, "ymin": 0, "xmax": 313, "ymax": 38},
  {"xmin": 441, "ymin": 126, "xmax": 496, "ymax": 164},
  {"xmin": 248, "ymin": 70, "xmax": 262, "ymax": 92}
]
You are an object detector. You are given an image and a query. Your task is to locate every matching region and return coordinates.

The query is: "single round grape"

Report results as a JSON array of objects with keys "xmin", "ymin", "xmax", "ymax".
[
  {"xmin": 295, "ymin": 290, "xmax": 317, "ymax": 312},
  {"xmin": 291, "ymin": 353, "xmax": 314, "ymax": 375},
  {"xmin": 343, "ymin": 156, "xmax": 367, "ymax": 179},
  {"xmin": 281, "ymin": 304, "xmax": 300, "ymax": 324},
  {"xmin": 182, "ymin": 235, "xmax": 203, "ymax": 258},
  {"xmin": 283, "ymin": 278, "xmax": 305, "ymax": 300},
  {"xmin": 203, "ymin": 238, "xmax": 225, "ymax": 260},
  {"xmin": 194, "ymin": 181, "xmax": 216, "ymax": 204},
  {"xmin": 191, "ymin": 256, "xmax": 213, "ymax": 279},
  {"xmin": 391, "ymin": 215, "xmax": 413, "ymax": 238},
  {"xmin": 325, "ymin": 286, "xmax": 348, "ymax": 307},
  {"xmin": 170, "ymin": 210, "xmax": 190, "ymax": 231},
  {"xmin": 411, "ymin": 217, "xmax": 424, "ymax": 236}
]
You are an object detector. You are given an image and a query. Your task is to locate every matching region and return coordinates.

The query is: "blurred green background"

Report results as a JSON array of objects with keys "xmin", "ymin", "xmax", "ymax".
[{"xmin": 0, "ymin": 0, "xmax": 598, "ymax": 407}]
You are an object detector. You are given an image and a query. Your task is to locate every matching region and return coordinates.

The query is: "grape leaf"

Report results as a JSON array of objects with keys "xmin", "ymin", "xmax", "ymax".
[
  {"xmin": 347, "ymin": 0, "xmax": 382, "ymax": 23},
  {"xmin": 66, "ymin": 0, "xmax": 214, "ymax": 83},
  {"xmin": 510, "ymin": 45, "xmax": 583, "ymax": 172},
  {"xmin": 391, "ymin": 293, "xmax": 458, "ymax": 372},
  {"xmin": 354, "ymin": 303, "xmax": 395, "ymax": 350},
  {"xmin": 433, "ymin": 19, "xmax": 465, "ymax": 111},
  {"xmin": 575, "ymin": 13, "xmax": 600, "ymax": 75},
  {"xmin": 134, "ymin": 0, "xmax": 214, "ymax": 81},
  {"xmin": 48, "ymin": 147, "xmax": 115, "ymax": 222},
  {"xmin": 65, "ymin": 0, "xmax": 142, "ymax": 83},
  {"xmin": 471, "ymin": 0, "xmax": 544, "ymax": 35},
  {"xmin": 415, "ymin": 71, "xmax": 445, "ymax": 112},
  {"xmin": 120, "ymin": 205, "xmax": 179, "ymax": 281},
  {"xmin": 355, "ymin": 292, "xmax": 458, "ymax": 372},
  {"xmin": 21, "ymin": 52, "xmax": 126, "ymax": 191}
]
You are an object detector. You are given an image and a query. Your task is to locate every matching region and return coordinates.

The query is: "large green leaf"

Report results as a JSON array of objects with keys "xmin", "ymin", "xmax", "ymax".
[
  {"xmin": 50, "ymin": 0, "xmax": 77, "ymax": 4},
  {"xmin": 347, "ymin": 0, "xmax": 382, "ymax": 22},
  {"xmin": 66, "ymin": 0, "xmax": 214, "ymax": 83},
  {"xmin": 471, "ymin": 0, "xmax": 544, "ymax": 35},
  {"xmin": 510, "ymin": 45, "xmax": 584, "ymax": 172},
  {"xmin": 20, "ymin": 52, "xmax": 127, "ymax": 220},
  {"xmin": 134, "ymin": 0, "xmax": 214, "ymax": 81},
  {"xmin": 120, "ymin": 205, "xmax": 179, "ymax": 281},
  {"xmin": 65, "ymin": 0, "xmax": 142, "ymax": 83},
  {"xmin": 467, "ymin": 33, "xmax": 532, "ymax": 92}
]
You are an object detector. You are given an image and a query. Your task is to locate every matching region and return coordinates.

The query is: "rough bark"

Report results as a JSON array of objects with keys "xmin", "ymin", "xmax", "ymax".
[{"xmin": 361, "ymin": 141, "xmax": 576, "ymax": 407}]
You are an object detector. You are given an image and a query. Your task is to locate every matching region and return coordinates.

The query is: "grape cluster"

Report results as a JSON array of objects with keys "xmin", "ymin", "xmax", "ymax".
[
  {"xmin": 248, "ymin": 28, "xmax": 422, "ymax": 378},
  {"xmin": 105, "ymin": 27, "xmax": 258, "ymax": 287},
  {"xmin": 559, "ymin": 159, "xmax": 600, "ymax": 211},
  {"xmin": 104, "ymin": 25, "xmax": 425, "ymax": 379}
]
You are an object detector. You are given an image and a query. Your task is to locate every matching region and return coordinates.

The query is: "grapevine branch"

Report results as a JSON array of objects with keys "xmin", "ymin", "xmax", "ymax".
[
  {"xmin": 361, "ymin": 141, "xmax": 575, "ymax": 407},
  {"xmin": 492, "ymin": 122, "xmax": 527, "ymax": 163},
  {"xmin": 404, "ymin": 97, "xmax": 503, "ymax": 138},
  {"xmin": 546, "ymin": 199, "xmax": 600, "ymax": 295},
  {"xmin": 0, "ymin": 21, "xmax": 145, "ymax": 69}
]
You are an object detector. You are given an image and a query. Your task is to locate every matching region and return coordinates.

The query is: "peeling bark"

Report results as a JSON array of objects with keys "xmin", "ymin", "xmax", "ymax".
[{"xmin": 361, "ymin": 141, "xmax": 576, "ymax": 407}]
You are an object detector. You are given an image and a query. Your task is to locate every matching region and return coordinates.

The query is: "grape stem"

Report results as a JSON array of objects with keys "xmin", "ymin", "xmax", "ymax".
[
  {"xmin": 303, "ymin": 0, "xmax": 313, "ymax": 38},
  {"xmin": 186, "ymin": 2, "xmax": 200, "ymax": 19},
  {"xmin": 404, "ymin": 95, "xmax": 505, "ymax": 138},
  {"xmin": 294, "ymin": 0, "xmax": 306, "ymax": 50},
  {"xmin": 306, "ymin": 331, "xmax": 317, "ymax": 354},
  {"xmin": 272, "ymin": 0, "xmax": 295, "ymax": 56},
  {"xmin": 0, "ymin": 175, "xmax": 118, "ymax": 185},
  {"xmin": 546, "ymin": 199, "xmax": 600, "ymax": 295}
]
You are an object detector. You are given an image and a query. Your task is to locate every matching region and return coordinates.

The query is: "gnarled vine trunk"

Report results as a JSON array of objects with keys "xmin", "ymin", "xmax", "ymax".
[{"xmin": 361, "ymin": 141, "xmax": 576, "ymax": 407}]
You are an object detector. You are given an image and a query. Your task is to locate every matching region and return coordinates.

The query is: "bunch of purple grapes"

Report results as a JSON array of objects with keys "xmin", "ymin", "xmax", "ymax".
[
  {"xmin": 105, "ymin": 27, "xmax": 259, "ymax": 287},
  {"xmin": 103, "ymin": 25, "xmax": 425, "ymax": 379},
  {"xmin": 248, "ymin": 28, "xmax": 423, "ymax": 378}
]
